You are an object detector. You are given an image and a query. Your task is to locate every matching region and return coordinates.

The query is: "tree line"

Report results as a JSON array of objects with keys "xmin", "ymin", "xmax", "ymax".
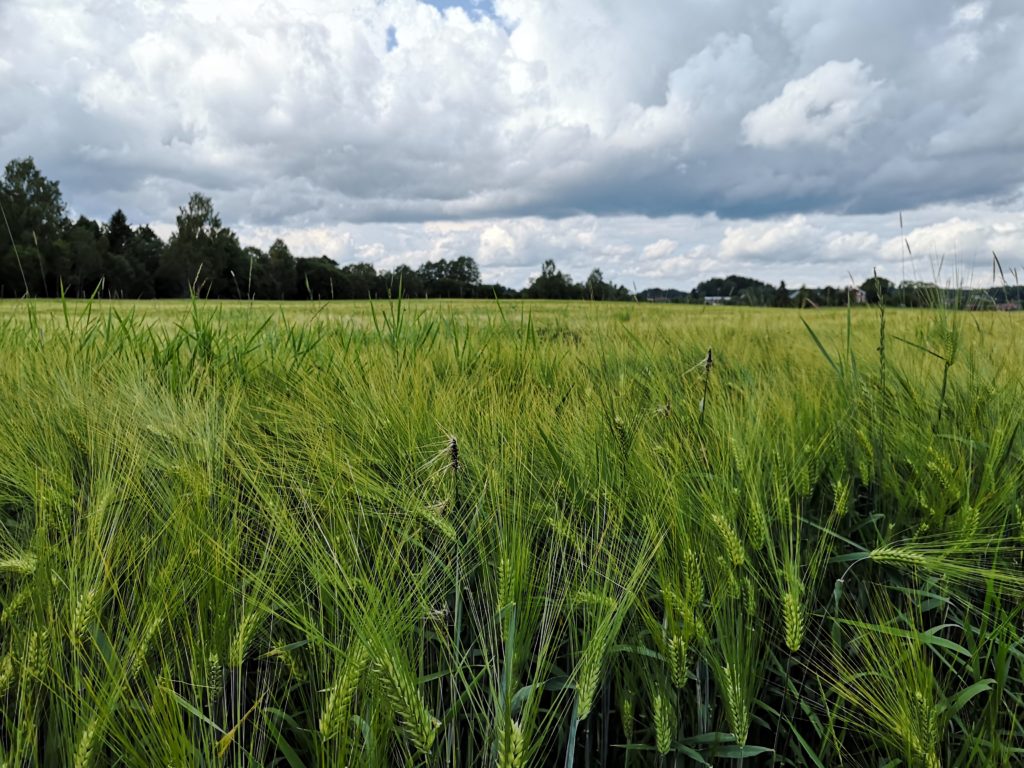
[
  {"xmin": 0, "ymin": 157, "xmax": 630, "ymax": 301},
  {"xmin": 640, "ymin": 274, "xmax": 1024, "ymax": 308},
  {"xmin": 4, "ymin": 157, "xmax": 1016, "ymax": 306}
]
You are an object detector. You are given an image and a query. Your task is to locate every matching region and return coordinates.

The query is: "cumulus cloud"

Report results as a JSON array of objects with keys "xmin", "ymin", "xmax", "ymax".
[
  {"xmin": 741, "ymin": 60, "xmax": 883, "ymax": 149},
  {"xmin": 214, "ymin": 201, "xmax": 1022, "ymax": 292},
  {"xmin": 1, "ymin": 0, "xmax": 1023, "ymax": 287},
  {"xmin": 642, "ymin": 239, "xmax": 679, "ymax": 261}
]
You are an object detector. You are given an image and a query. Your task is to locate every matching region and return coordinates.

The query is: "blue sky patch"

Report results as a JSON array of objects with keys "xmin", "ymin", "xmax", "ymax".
[{"xmin": 421, "ymin": 0, "xmax": 496, "ymax": 19}]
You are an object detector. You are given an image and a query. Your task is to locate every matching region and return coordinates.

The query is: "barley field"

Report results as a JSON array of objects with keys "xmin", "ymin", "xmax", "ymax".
[{"xmin": 1, "ymin": 298, "xmax": 1022, "ymax": 766}]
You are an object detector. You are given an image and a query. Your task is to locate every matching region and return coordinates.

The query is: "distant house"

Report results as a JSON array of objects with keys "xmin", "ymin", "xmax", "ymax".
[
  {"xmin": 643, "ymin": 292, "xmax": 673, "ymax": 303},
  {"xmin": 788, "ymin": 288, "xmax": 819, "ymax": 309},
  {"xmin": 849, "ymin": 288, "xmax": 867, "ymax": 304},
  {"xmin": 704, "ymin": 295, "xmax": 727, "ymax": 305},
  {"xmin": 966, "ymin": 295, "xmax": 1021, "ymax": 311},
  {"xmin": 966, "ymin": 294, "xmax": 997, "ymax": 311}
]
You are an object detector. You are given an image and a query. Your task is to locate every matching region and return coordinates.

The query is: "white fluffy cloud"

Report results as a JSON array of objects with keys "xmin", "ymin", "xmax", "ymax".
[
  {"xmin": 218, "ymin": 201, "xmax": 1024, "ymax": 291},
  {"xmin": 2, "ymin": 0, "xmax": 1023, "ymax": 288},
  {"xmin": 741, "ymin": 60, "xmax": 883, "ymax": 149}
]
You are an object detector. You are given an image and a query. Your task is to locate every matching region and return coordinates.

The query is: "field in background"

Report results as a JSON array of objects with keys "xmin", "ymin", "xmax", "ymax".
[{"xmin": 1, "ymin": 298, "xmax": 1022, "ymax": 766}]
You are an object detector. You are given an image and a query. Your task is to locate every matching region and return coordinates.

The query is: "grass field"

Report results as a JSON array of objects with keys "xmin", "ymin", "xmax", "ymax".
[{"xmin": 1, "ymin": 297, "xmax": 1023, "ymax": 766}]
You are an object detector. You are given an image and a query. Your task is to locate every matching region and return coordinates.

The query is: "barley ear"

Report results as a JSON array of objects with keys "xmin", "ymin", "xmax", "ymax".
[
  {"xmin": 575, "ymin": 636, "xmax": 608, "ymax": 721},
  {"xmin": 207, "ymin": 652, "xmax": 223, "ymax": 698},
  {"xmin": 496, "ymin": 719, "xmax": 524, "ymax": 768},
  {"xmin": 0, "ymin": 651, "xmax": 15, "ymax": 696},
  {"xmin": 668, "ymin": 635, "xmax": 688, "ymax": 688},
  {"xmin": 653, "ymin": 693, "xmax": 672, "ymax": 756},
  {"xmin": 320, "ymin": 643, "xmax": 368, "ymax": 742},
  {"xmin": 71, "ymin": 589, "xmax": 99, "ymax": 648},
  {"xmin": 781, "ymin": 587, "xmax": 806, "ymax": 653},
  {"xmin": 0, "ymin": 553, "xmax": 36, "ymax": 576},
  {"xmin": 374, "ymin": 650, "xmax": 440, "ymax": 754},
  {"xmin": 711, "ymin": 513, "xmax": 745, "ymax": 567},
  {"xmin": 228, "ymin": 610, "xmax": 263, "ymax": 668},
  {"xmin": 722, "ymin": 662, "xmax": 749, "ymax": 747},
  {"xmin": 73, "ymin": 718, "xmax": 100, "ymax": 768},
  {"xmin": 620, "ymin": 696, "xmax": 635, "ymax": 742},
  {"xmin": 868, "ymin": 546, "xmax": 927, "ymax": 568}
]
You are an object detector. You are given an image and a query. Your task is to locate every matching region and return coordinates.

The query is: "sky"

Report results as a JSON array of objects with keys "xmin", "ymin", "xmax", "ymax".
[{"xmin": 2, "ymin": 0, "xmax": 1023, "ymax": 290}]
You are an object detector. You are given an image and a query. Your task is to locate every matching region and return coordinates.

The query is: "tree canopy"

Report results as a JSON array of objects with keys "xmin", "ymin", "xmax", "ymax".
[{"xmin": 1, "ymin": 156, "xmax": 984, "ymax": 308}]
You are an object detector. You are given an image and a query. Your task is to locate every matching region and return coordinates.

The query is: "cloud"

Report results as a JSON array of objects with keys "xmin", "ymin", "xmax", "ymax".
[
  {"xmin": 1, "ymin": 0, "xmax": 1023, "ymax": 288},
  {"xmin": 953, "ymin": 2, "xmax": 987, "ymax": 25},
  {"xmin": 211, "ymin": 200, "xmax": 1024, "ymax": 292},
  {"xmin": 741, "ymin": 60, "xmax": 883, "ymax": 149},
  {"xmin": 642, "ymin": 239, "xmax": 678, "ymax": 261}
]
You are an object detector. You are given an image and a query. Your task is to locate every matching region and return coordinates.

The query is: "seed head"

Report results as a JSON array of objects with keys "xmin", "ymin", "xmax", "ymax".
[
  {"xmin": 320, "ymin": 643, "xmax": 368, "ymax": 741},
  {"xmin": 781, "ymin": 590, "xmax": 805, "ymax": 653},
  {"xmin": 668, "ymin": 635, "xmax": 688, "ymax": 688},
  {"xmin": 711, "ymin": 514, "xmax": 745, "ymax": 567},
  {"xmin": 868, "ymin": 546, "xmax": 928, "ymax": 568},
  {"xmin": 374, "ymin": 649, "xmax": 440, "ymax": 754},
  {"xmin": 207, "ymin": 652, "xmax": 223, "ymax": 696},
  {"xmin": 71, "ymin": 589, "xmax": 99, "ymax": 647},
  {"xmin": 448, "ymin": 436, "xmax": 459, "ymax": 474},
  {"xmin": 0, "ymin": 652, "xmax": 14, "ymax": 695},
  {"xmin": 497, "ymin": 719, "xmax": 524, "ymax": 768},
  {"xmin": 620, "ymin": 696, "xmax": 635, "ymax": 742},
  {"xmin": 0, "ymin": 554, "xmax": 36, "ymax": 576},
  {"xmin": 73, "ymin": 718, "xmax": 99, "ymax": 768},
  {"xmin": 722, "ymin": 662, "xmax": 749, "ymax": 747},
  {"xmin": 653, "ymin": 693, "xmax": 672, "ymax": 756}
]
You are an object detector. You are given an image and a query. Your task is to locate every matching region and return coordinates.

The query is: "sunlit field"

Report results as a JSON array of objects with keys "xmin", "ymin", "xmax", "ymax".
[{"xmin": 1, "ymin": 298, "xmax": 1022, "ymax": 766}]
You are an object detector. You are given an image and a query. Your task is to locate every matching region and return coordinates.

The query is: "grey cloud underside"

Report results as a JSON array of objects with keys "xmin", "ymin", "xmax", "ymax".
[
  {"xmin": 1, "ymin": 0, "xmax": 1023, "ymax": 288},
  {"xmin": 4, "ymin": 0, "xmax": 1024, "ymax": 224}
]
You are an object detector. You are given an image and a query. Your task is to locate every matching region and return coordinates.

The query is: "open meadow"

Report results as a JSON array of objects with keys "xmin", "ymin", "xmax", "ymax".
[{"xmin": 1, "ymin": 298, "xmax": 1023, "ymax": 766}]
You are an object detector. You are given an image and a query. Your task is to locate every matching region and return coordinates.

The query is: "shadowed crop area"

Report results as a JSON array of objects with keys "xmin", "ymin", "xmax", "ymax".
[{"xmin": 0, "ymin": 298, "xmax": 1022, "ymax": 766}]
